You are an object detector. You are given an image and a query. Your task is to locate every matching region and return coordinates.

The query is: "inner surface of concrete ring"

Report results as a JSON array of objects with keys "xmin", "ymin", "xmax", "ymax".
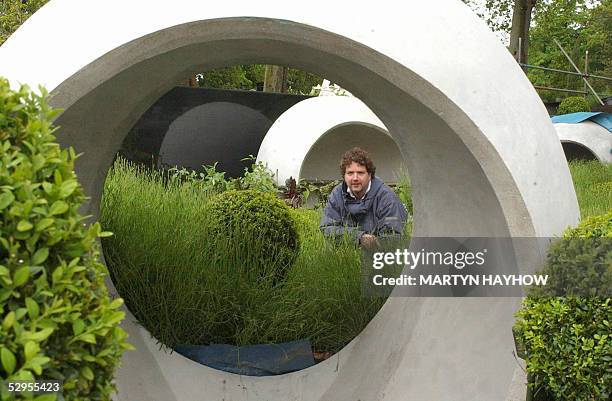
[
  {"xmin": 257, "ymin": 96, "xmax": 406, "ymax": 185},
  {"xmin": 554, "ymin": 121, "xmax": 612, "ymax": 163},
  {"xmin": 0, "ymin": 0, "xmax": 580, "ymax": 400}
]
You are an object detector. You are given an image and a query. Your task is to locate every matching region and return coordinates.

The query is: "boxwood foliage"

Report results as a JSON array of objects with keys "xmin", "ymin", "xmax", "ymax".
[
  {"xmin": 515, "ymin": 211, "xmax": 612, "ymax": 401},
  {"xmin": 204, "ymin": 189, "xmax": 300, "ymax": 282},
  {"xmin": 530, "ymin": 211, "xmax": 612, "ymax": 298},
  {"xmin": 556, "ymin": 96, "xmax": 591, "ymax": 115},
  {"xmin": 0, "ymin": 79, "xmax": 131, "ymax": 400}
]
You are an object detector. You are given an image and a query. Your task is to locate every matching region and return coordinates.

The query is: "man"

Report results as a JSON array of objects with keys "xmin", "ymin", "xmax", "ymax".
[{"xmin": 320, "ymin": 147, "xmax": 408, "ymax": 248}]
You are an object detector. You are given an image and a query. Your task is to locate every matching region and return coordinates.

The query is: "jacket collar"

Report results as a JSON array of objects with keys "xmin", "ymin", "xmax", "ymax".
[
  {"xmin": 342, "ymin": 176, "xmax": 383, "ymax": 202},
  {"xmin": 347, "ymin": 180, "xmax": 372, "ymax": 199}
]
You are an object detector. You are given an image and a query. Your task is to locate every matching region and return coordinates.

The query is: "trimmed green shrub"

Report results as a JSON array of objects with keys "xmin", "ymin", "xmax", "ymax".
[
  {"xmin": 556, "ymin": 96, "xmax": 591, "ymax": 115},
  {"xmin": 515, "ymin": 298, "xmax": 611, "ymax": 401},
  {"xmin": 204, "ymin": 190, "xmax": 299, "ymax": 281},
  {"xmin": 515, "ymin": 211, "xmax": 612, "ymax": 400},
  {"xmin": 0, "ymin": 79, "xmax": 131, "ymax": 400},
  {"xmin": 529, "ymin": 211, "xmax": 612, "ymax": 298}
]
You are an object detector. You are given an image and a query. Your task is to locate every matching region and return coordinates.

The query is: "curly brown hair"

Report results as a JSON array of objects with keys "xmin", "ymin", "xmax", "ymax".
[{"xmin": 340, "ymin": 147, "xmax": 376, "ymax": 178}]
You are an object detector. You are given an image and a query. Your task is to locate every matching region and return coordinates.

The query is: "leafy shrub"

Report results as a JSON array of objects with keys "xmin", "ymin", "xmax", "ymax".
[
  {"xmin": 204, "ymin": 190, "xmax": 299, "ymax": 281},
  {"xmin": 528, "ymin": 211, "xmax": 612, "ymax": 298},
  {"xmin": 515, "ymin": 298, "xmax": 611, "ymax": 401},
  {"xmin": 234, "ymin": 156, "xmax": 277, "ymax": 194},
  {"xmin": 302, "ymin": 180, "xmax": 341, "ymax": 209},
  {"xmin": 168, "ymin": 162, "xmax": 228, "ymax": 193},
  {"xmin": 0, "ymin": 79, "xmax": 131, "ymax": 399},
  {"xmin": 564, "ymin": 210, "xmax": 612, "ymax": 238},
  {"xmin": 556, "ymin": 96, "xmax": 591, "ymax": 114},
  {"xmin": 167, "ymin": 156, "xmax": 277, "ymax": 194},
  {"xmin": 515, "ymin": 211, "xmax": 612, "ymax": 400}
]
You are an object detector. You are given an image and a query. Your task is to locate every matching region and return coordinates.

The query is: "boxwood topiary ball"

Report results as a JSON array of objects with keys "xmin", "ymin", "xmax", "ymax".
[
  {"xmin": 556, "ymin": 96, "xmax": 591, "ymax": 115},
  {"xmin": 204, "ymin": 189, "xmax": 300, "ymax": 281}
]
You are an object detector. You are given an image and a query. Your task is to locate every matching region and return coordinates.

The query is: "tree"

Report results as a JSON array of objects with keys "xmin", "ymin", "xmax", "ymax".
[
  {"xmin": 509, "ymin": 0, "xmax": 537, "ymax": 63},
  {"xmin": 577, "ymin": 0, "xmax": 612, "ymax": 93},
  {"xmin": 464, "ymin": 0, "xmax": 610, "ymax": 101},
  {"xmin": 527, "ymin": 0, "xmax": 610, "ymax": 101},
  {"xmin": 463, "ymin": 0, "xmax": 539, "ymax": 63},
  {"xmin": 264, "ymin": 65, "xmax": 288, "ymax": 93},
  {"xmin": 196, "ymin": 65, "xmax": 253, "ymax": 90},
  {"xmin": 262, "ymin": 65, "xmax": 322, "ymax": 94},
  {"xmin": 196, "ymin": 64, "xmax": 322, "ymax": 94},
  {"xmin": 0, "ymin": 0, "xmax": 48, "ymax": 45},
  {"xmin": 286, "ymin": 68, "xmax": 322, "ymax": 95}
]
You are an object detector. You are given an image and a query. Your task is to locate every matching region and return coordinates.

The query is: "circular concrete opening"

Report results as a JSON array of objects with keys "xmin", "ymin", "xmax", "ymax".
[
  {"xmin": 159, "ymin": 101, "xmax": 272, "ymax": 175},
  {"xmin": 0, "ymin": 2, "xmax": 579, "ymax": 400},
  {"xmin": 554, "ymin": 122, "xmax": 612, "ymax": 164},
  {"xmin": 561, "ymin": 141, "xmax": 599, "ymax": 161},
  {"xmin": 301, "ymin": 123, "xmax": 403, "ymax": 182}
]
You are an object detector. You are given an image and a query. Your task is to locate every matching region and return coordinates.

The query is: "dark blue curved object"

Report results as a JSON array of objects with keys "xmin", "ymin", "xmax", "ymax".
[{"xmin": 174, "ymin": 339, "xmax": 315, "ymax": 376}]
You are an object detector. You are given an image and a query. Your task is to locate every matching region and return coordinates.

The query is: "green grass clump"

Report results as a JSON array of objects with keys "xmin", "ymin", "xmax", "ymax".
[
  {"xmin": 100, "ymin": 158, "xmax": 385, "ymax": 352},
  {"xmin": 568, "ymin": 160, "xmax": 612, "ymax": 218}
]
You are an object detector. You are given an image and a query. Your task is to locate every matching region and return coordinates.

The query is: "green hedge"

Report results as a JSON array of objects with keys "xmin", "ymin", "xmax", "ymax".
[
  {"xmin": 529, "ymin": 211, "xmax": 612, "ymax": 298},
  {"xmin": 0, "ymin": 79, "xmax": 131, "ymax": 400},
  {"xmin": 516, "ymin": 297, "xmax": 610, "ymax": 400},
  {"xmin": 515, "ymin": 211, "xmax": 612, "ymax": 400},
  {"xmin": 557, "ymin": 96, "xmax": 591, "ymax": 115}
]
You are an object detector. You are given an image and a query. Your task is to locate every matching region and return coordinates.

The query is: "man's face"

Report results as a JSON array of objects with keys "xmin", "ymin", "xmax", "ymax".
[{"xmin": 344, "ymin": 162, "xmax": 371, "ymax": 199}]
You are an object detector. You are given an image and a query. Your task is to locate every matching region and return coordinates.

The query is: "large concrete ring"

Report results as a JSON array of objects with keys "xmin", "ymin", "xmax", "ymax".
[
  {"xmin": 257, "ymin": 96, "xmax": 406, "ymax": 184},
  {"xmin": 554, "ymin": 122, "xmax": 612, "ymax": 163},
  {"xmin": 0, "ymin": 1, "xmax": 579, "ymax": 400}
]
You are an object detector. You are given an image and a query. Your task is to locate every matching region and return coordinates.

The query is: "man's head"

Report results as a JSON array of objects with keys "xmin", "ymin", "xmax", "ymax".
[{"xmin": 340, "ymin": 147, "xmax": 376, "ymax": 199}]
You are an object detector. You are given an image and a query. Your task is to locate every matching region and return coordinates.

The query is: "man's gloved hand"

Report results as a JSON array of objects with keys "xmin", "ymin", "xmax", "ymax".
[{"xmin": 360, "ymin": 233, "xmax": 381, "ymax": 250}]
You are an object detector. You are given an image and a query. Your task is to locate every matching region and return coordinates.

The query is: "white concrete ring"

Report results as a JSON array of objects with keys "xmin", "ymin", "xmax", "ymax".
[
  {"xmin": 257, "ymin": 96, "xmax": 405, "ymax": 184},
  {"xmin": 554, "ymin": 121, "xmax": 612, "ymax": 163},
  {"xmin": 0, "ymin": 1, "xmax": 579, "ymax": 400}
]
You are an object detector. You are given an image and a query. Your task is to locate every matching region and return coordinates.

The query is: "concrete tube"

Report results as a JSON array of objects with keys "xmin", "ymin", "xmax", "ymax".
[
  {"xmin": 0, "ymin": 0, "xmax": 579, "ymax": 400},
  {"xmin": 554, "ymin": 121, "xmax": 612, "ymax": 163},
  {"xmin": 257, "ymin": 96, "xmax": 405, "ymax": 184}
]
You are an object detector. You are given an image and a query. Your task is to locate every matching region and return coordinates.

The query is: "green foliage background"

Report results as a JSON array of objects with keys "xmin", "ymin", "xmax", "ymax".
[
  {"xmin": 197, "ymin": 64, "xmax": 322, "ymax": 95},
  {"xmin": 463, "ymin": 0, "xmax": 611, "ymax": 102},
  {"xmin": 0, "ymin": 0, "xmax": 48, "ymax": 45},
  {"xmin": 528, "ymin": 0, "xmax": 611, "ymax": 102}
]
